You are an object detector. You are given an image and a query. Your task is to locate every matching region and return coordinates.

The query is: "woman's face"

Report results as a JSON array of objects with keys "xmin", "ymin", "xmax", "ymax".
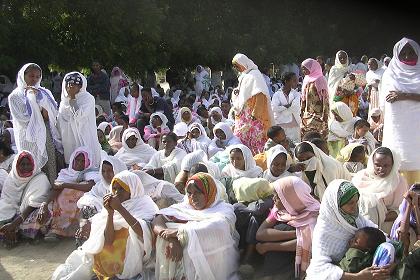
[
  {"xmin": 190, "ymin": 127, "xmax": 201, "ymax": 139},
  {"xmin": 286, "ymin": 74, "xmax": 298, "ymax": 89},
  {"xmin": 101, "ymin": 162, "xmax": 115, "ymax": 185},
  {"xmin": 367, "ymin": 59, "xmax": 378, "ymax": 71},
  {"xmin": 182, "ymin": 111, "xmax": 191, "ymax": 122},
  {"xmin": 151, "ymin": 116, "xmax": 163, "ymax": 128},
  {"xmin": 104, "ymin": 126, "xmax": 111, "ymax": 135},
  {"xmin": 112, "ymin": 181, "xmax": 130, "ymax": 203},
  {"xmin": 18, "ymin": 157, "xmax": 33, "ymax": 175},
  {"xmin": 125, "ymin": 135, "xmax": 138, "ymax": 149},
  {"xmin": 338, "ymin": 51, "xmax": 348, "ymax": 65},
  {"xmin": 162, "ymin": 135, "xmax": 176, "ymax": 151},
  {"xmin": 211, "ymin": 111, "xmax": 222, "ymax": 122},
  {"xmin": 186, "ymin": 182, "xmax": 206, "ymax": 210},
  {"xmin": 270, "ymin": 153, "xmax": 287, "ymax": 177},
  {"xmin": 130, "ymin": 86, "xmax": 139, "ymax": 98},
  {"xmin": 371, "ymin": 115, "xmax": 380, "ymax": 123},
  {"xmin": 272, "ymin": 191, "xmax": 285, "ymax": 210},
  {"xmin": 301, "ymin": 66, "xmax": 310, "ymax": 76},
  {"xmin": 341, "ymin": 194, "xmax": 359, "ymax": 216},
  {"xmin": 24, "ymin": 68, "xmax": 41, "ymax": 87},
  {"xmin": 232, "ymin": 62, "xmax": 245, "ymax": 73},
  {"xmin": 73, "ymin": 153, "xmax": 86, "ymax": 171},
  {"xmin": 398, "ymin": 43, "xmax": 418, "ymax": 63},
  {"xmin": 97, "ymin": 130, "xmax": 106, "ymax": 143},
  {"xmin": 373, "ymin": 153, "xmax": 393, "ymax": 178},
  {"xmin": 215, "ymin": 129, "xmax": 226, "ymax": 141},
  {"xmin": 296, "ymin": 151, "xmax": 315, "ymax": 162},
  {"xmin": 65, "ymin": 83, "xmax": 82, "ymax": 96},
  {"xmin": 230, "ymin": 149, "xmax": 246, "ymax": 171}
]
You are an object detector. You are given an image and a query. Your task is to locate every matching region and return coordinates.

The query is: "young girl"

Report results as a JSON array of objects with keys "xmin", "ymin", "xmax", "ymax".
[
  {"xmin": 347, "ymin": 119, "xmax": 377, "ymax": 155},
  {"xmin": 336, "ymin": 143, "xmax": 367, "ymax": 174},
  {"xmin": 208, "ymin": 122, "xmax": 241, "ymax": 158},
  {"xmin": 143, "ymin": 112, "xmax": 170, "ymax": 150},
  {"xmin": 262, "ymin": 145, "xmax": 294, "ymax": 183}
]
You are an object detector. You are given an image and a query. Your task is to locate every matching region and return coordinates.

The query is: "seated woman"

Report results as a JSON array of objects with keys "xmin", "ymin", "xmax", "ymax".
[
  {"xmin": 294, "ymin": 141, "xmax": 351, "ymax": 200},
  {"xmin": 152, "ymin": 172, "xmax": 239, "ymax": 280},
  {"xmin": 143, "ymin": 112, "xmax": 170, "ymax": 150},
  {"xmin": 97, "ymin": 128, "xmax": 113, "ymax": 155},
  {"xmin": 184, "ymin": 122, "xmax": 212, "ymax": 155},
  {"xmin": 368, "ymin": 108, "xmax": 383, "ymax": 143},
  {"xmin": 336, "ymin": 143, "xmax": 367, "ymax": 174},
  {"xmin": 262, "ymin": 145, "xmax": 294, "ymax": 183},
  {"xmin": 108, "ymin": 124, "xmax": 125, "ymax": 153},
  {"xmin": 208, "ymin": 122, "xmax": 241, "ymax": 158},
  {"xmin": 207, "ymin": 106, "xmax": 227, "ymax": 136},
  {"xmin": 256, "ymin": 177, "xmax": 320, "ymax": 279},
  {"xmin": 143, "ymin": 132, "xmax": 187, "ymax": 184},
  {"xmin": 97, "ymin": 122, "xmax": 112, "ymax": 139},
  {"xmin": 75, "ymin": 155, "xmax": 127, "ymax": 246},
  {"xmin": 176, "ymin": 107, "xmax": 198, "ymax": 126},
  {"xmin": 115, "ymin": 128, "xmax": 156, "ymax": 170},
  {"xmin": 305, "ymin": 179, "xmax": 392, "ymax": 280},
  {"xmin": 0, "ymin": 151, "xmax": 50, "ymax": 247},
  {"xmin": 352, "ymin": 147, "xmax": 409, "ymax": 233},
  {"xmin": 52, "ymin": 170, "xmax": 159, "ymax": 280},
  {"xmin": 37, "ymin": 147, "xmax": 99, "ymax": 240}
]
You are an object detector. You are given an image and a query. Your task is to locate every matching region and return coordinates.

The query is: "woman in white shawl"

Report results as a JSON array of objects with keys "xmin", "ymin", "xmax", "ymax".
[
  {"xmin": 0, "ymin": 151, "xmax": 50, "ymax": 246},
  {"xmin": 328, "ymin": 50, "xmax": 350, "ymax": 105},
  {"xmin": 305, "ymin": 180, "xmax": 392, "ymax": 280},
  {"xmin": 207, "ymin": 106, "xmax": 226, "ymax": 133},
  {"xmin": 143, "ymin": 112, "xmax": 170, "ymax": 150},
  {"xmin": 194, "ymin": 65, "xmax": 211, "ymax": 96},
  {"xmin": 231, "ymin": 53, "xmax": 274, "ymax": 155},
  {"xmin": 366, "ymin": 58, "xmax": 385, "ymax": 114},
  {"xmin": 143, "ymin": 132, "xmax": 187, "ymax": 184},
  {"xmin": 352, "ymin": 147, "xmax": 408, "ymax": 233},
  {"xmin": 52, "ymin": 170, "xmax": 158, "ymax": 280},
  {"xmin": 115, "ymin": 128, "xmax": 156, "ymax": 169},
  {"xmin": 208, "ymin": 122, "xmax": 242, "ymax": 158},
  {"xmin": 271, "ymin": 72, "xmax": 301, "ymax": 143},
  {"xmin": 152, "ymin": 172, "xmax": 239, "ymax": 280},
  {"xmin": 126, "ymin": 83, "xmax": 142, "ymax": 124},
  {"xmin": 262, "ymin": 145, "xmax": 294, "ymax": 183},
  {"xmin": 75, "ymin": 155, "xmax": 127, "ymax": 245},
  {"xmin": 58, "ymin": 72, "xmax": 102, "ymax": 168},
  {"xmin": 8, "ymin": 63, "xmax": 62, "ymax": 183},
  {"xmin": 37, "ymin": 147, "xmax": 100, "ymax": 240},
  {"xmin": 222, "ymin": 144, "xmax": 263, "ymax": 180},
  {"xmin": 108, "ymin": 124, "xmax": 125, "ymax": 153},
  {"xmin": 109, "ymin": 67, "xmax": 125, "ymax": 103},
  {"xmin": 187, "ymin": 122, "xmax": 211, "ymax": 155},
  {"xmin": 381, "ymin": 37, "xmax": 420, "ymax": 186},
  {"xmin": 294, "ymin": 141, "xmax": 351, "ymax": 200}
]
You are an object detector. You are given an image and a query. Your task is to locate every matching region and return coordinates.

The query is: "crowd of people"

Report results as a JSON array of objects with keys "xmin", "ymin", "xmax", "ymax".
[{"xmin": 0, "ymin": 37, "xmax": 419, "ymax": 279}]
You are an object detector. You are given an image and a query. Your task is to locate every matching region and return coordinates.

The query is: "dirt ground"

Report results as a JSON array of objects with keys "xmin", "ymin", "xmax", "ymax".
[{"xmin": 0, "ymin": 238, "xmax": 75, "ymax": 280}]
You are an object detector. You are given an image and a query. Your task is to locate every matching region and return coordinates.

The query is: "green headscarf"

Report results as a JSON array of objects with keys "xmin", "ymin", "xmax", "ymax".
[{"xmin": 337, "ymin": 181, "xmax": 359, "ymax": 227}]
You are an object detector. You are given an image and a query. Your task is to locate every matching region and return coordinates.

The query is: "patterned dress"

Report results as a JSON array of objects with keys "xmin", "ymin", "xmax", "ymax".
[{"xmin": 301, "ymin": 83, "xmax": 329, "ymax": 140}]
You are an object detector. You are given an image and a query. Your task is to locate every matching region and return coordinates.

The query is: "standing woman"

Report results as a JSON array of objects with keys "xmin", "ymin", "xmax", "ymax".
[
  {"xmin": 231, "ymin": 53, "xmax": 274, "ymax": 155},
  {"xmin": 381, "ymin": 37, "xmax": 420, "ymax": 186},
  {"xmin": 366, "ymin": 58, "xmax": 384, "ymax": 115},
  {"xmin": 58, "ymin": 72, "xmax": 102, "ymax": 168},
  {"xmin": 300, "ymin": 58, "xmax": 329, "ymax": 140},
  {"xmin": 8, "ymin": 63, "xmax": 62, "ymax": 184},
  {"xmin": 328, "ymin": 51, "xmax": 350, "ymax": 105}
]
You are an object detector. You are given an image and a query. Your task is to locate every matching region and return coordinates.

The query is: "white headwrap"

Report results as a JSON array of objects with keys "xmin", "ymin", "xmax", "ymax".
[
  {"xmin": 262, "ymin": 145, "xmax": 293, "ymax": 182},
  {"xmin": 97, "ymin": 122, "xmax": 112, "ymax": 134},
  {"xmin": 149, "ymin": 112, "xmax": 169, "ymax": 131},
  {"xmin": 221, "ymin": 144, "xmax": 262, "ymax": 179},
  {"xmin": 366, "ymin": 58, "xmax": 385, "ymax": 85},
  {"xmin": 328, "ymin": 51, "xmax": 350, "ymax": 104},
  {"xmin": 56, "ymin": 146, "xmax": 98, "ymax": 183}
]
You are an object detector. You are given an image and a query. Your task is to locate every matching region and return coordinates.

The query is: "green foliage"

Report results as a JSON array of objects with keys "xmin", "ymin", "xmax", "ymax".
[{"xmin": 0, "ymin": 0, "xmax": 417, "ymax": 80}]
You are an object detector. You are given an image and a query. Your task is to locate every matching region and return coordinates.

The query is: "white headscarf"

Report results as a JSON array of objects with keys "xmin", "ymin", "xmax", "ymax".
[
  {"xmin": 149, "ymin": 112, "xmax": 169, "ymax": 131},
  {"xmin": 56, "ymin": 146, "xmax": 98, "ymax": 183},
  {"xmin": 328, "ymin": 101, "xmax": 356, "ymax": 140},
  {"xmin": 114, "ymin": 128, "xmax": 156, "ymax": 168},
  {"xmin": 171, "ymin": 89, "xmax": 182, "ymax": 108},
  {"xmin": 127, "ymin": 84, "xmax": 142, "ymax": 123},
  {"xmin": 173, "ymin": 122, "xmax": 188, "ymax": 137},
  {"xmin": 77, "ymin": 155, "xmax": 127, "ymax": 211},
  {"xmin": 262, "ymin": 145, "xmax": 293, "ymax": 182},
  {"xmin": 328, "ymin": 51, "xmax": 350, "ymax": 104},
  {"xmin": 209, "ymin": 107, "xmax": 226, "ymax": 125},
  {"xmin": 9, "ymin": 63, "xmax": 60, "ymax": 167},
  {"xmin": 97, "ymin": 122, "xmax": 112, "ymax": 134},
  {"xmin": 212, "ymin": 122, "xmax": 240, "ymax": 146},
  {"xmin": 188, "ymin": 122, "xmax": 211, "ymax": 149},
  {"xmin": 81, "ymin": 170, "xmax": 158, "ymax": 279},
  {"xmin": 222, "ymin": 144, "xmax": 263, "ymax": 179},
  {"xmin": 366, "ymin": 58, "xmax": 385, "ymax": 85}
]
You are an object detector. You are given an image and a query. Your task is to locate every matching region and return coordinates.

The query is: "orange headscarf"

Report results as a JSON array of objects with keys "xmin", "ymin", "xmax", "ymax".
[{"xmin": 186, "ymin": 172, "xmax": 217, "ymax": 209}]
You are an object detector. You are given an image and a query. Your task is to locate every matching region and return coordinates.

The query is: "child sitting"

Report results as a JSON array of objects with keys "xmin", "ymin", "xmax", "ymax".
[
  {"xmin": 337, "ymin": 143, "xmax": 366, "ymax": 173},
  {"xmin": 347, "ymin": 119, "xmax": 376, "ymax": 155}
]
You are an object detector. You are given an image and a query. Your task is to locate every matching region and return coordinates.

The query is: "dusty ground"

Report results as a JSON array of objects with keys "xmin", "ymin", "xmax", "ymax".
[{"xmin": 0, "ymin": 238, "xmax": 75, "ymax": 280}]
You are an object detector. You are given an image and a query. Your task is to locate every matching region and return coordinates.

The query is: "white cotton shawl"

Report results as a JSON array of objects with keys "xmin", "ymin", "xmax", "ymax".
[
  {"xmin": 381, "ymin": 37, "xmax": 420, "ymax": 171},
  {"xmin": 114, "ymin": 128, "xmax": 156, "ymax": 168},
  {"xmin": 328, "ymin": 51, "xmax": 350, "ymax": 104},
  {"xmin": 328, "ymin": 101, "xmax": 356, "ymax": 141},
  {"xmin": 157, "ymin": 183, "xmax": 239, "ymax": 280},
  {"xmin": 97, "ymin": 122, "xmax": 112, "ymax": 134},
  {"xmin": 352, "ymin": 147, "xmax": 402, "ymax": 226},
  {"xmin": 209, "ymin": 107, "xmax": 226, "ymax": 125},
  {"xmin": 296, "ymin": 142, "xmax": 352, "ymax": 200},
  {"xmin": 8, "ymin": 63, "xmax": 61, "ymax": 167},
  {"xmin": 0, "ymin": 151, "xmax": 50, "ymax": 221},
  {"xmin": 180, "ymin": 150, "xmax": 221, "ymax": 180},
  {"xmin": 221, "ymin": 144, "xmax": 263, "ymax": 179},
  {"xmin": 143, "ymin": 147, "xmax": 187, "ymax": 183},
  {"xmin": 262, "ymin": 145, "xmax": 294, "ymax": 183},
  {"xmin": 81, "ymin": 170, "xmax": 159, "ymax": 279},
  {"xmin": 271, "ymin": 88, "xmax": 301, "ymax": 125},
  {"xmin": 305, "ymin": 179, "xmax": 377, "ymax": 280},
  {"xmin": 231, "ymin": 53, "xmax": 274, "ymax": 124},
  {"xmin": 56, "ymin": 146, "xmax": 99, "ymax": 183},
  {"xmin": 149, "ymin": 112, "xmax": 169, "ymax": 130},
  {"xmin": 59, "ymin": 71, "xmax": 102, "ymax": 167},
  {"xmin": 188, "ymin": 122, "xmax": 211, "ymax": 154},
  {"xmin": 127, "ymin": 91, "xmax": 142, "ymax": 123},
  {"xmin": 208, "ymin": 122, "xmax": 241, "ymax": 157},
  {"xmin": 77, "ymin": 155, "xmax": 127, "ymax": 212},
  {"xmin": 366, "ymin": 59, "xmax": 385, "ymax": 85}
]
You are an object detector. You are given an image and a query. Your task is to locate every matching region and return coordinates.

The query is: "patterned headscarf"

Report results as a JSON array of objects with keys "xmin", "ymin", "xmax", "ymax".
[
  {"xmin": 337, "ymin": 181, "xmax": 359, "ymax": 227},
  {"xmin": 186, "ymin": 172, "xmax": 217, "ymax": 209},
  {"xmin": 16, "ymin": 151, "xmax": 35, "ymax": 178},
  {"xmin": 65, "ymin": 73, "xmax": 83, "ymax": 86}
]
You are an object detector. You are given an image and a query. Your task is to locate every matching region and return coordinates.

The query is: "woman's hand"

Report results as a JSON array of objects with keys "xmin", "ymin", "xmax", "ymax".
[
  {"xmin": 103, "ymin": 194, "xmax": 114, "ymax": 214},
  {"xmin": 159, "ymin": 228, "xmax": 178, "ymax": 240},
  {"xmin": 109, "ymin": 195, "xmax": 123, "ymax": 212},
  {"xmin": 355, "ymin": 266, "xmax": 374, "ymax": 279},
  {"xmin": 36, "ymin": 203, "xmax": 49, "ymax": 224},
  {"xmin": 386, "ymin": 91, "xmax": 406, "ymax": 103},
  {"xmin": 166, "ymin": 238, "xmax": 183, "ymax": 262}
]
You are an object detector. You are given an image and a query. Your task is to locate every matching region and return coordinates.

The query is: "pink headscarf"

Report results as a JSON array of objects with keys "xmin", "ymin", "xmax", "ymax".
[
  {"xmin": 272, "ymin": 176, "xmax": 320, "ymax": 277},
  {"xmin": 301, "ymin": 58, "xmax": 329, "ymax": 101}
]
